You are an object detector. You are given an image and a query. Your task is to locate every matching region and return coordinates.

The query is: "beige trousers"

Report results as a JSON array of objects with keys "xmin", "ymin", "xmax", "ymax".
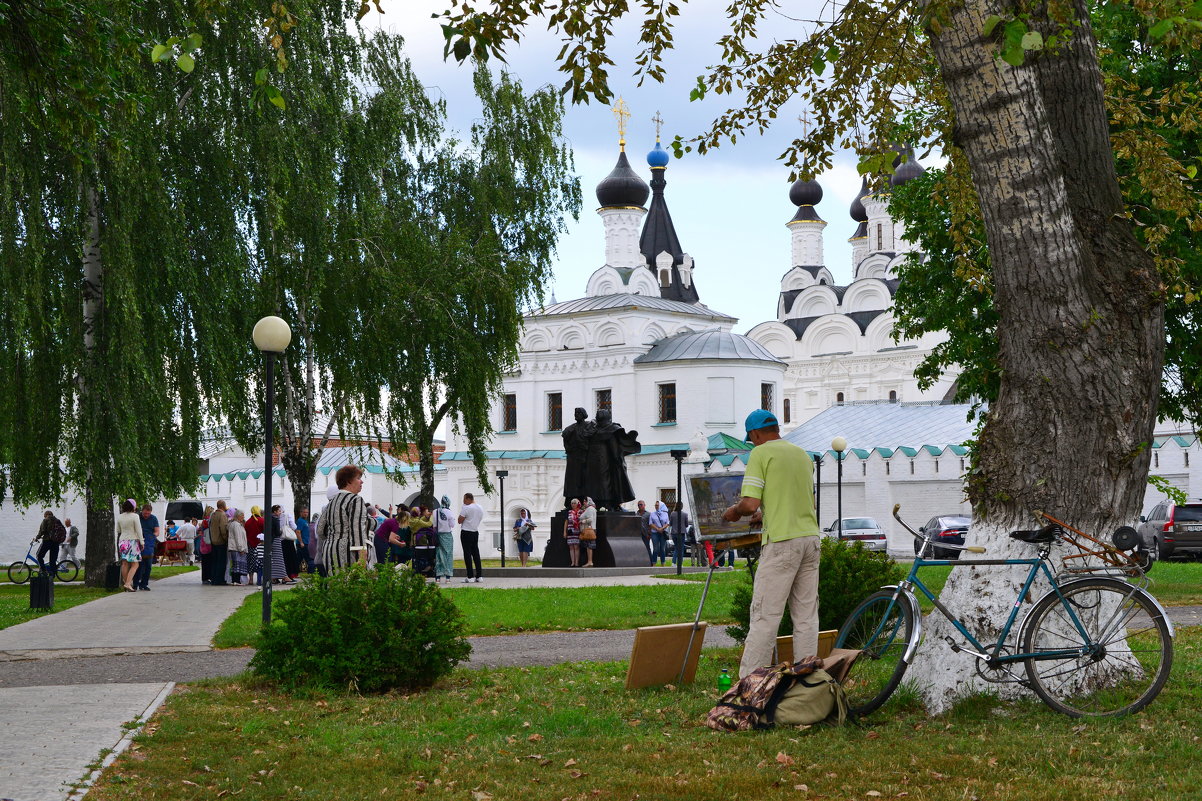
[{"xmin": 738, "ymin": 535, "xmax": 821, "ymax": 678}]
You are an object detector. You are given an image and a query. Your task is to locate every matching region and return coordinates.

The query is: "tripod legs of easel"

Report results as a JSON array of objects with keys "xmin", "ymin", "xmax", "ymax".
[{"xmin": 677, "ymin": 558, "xmax": 720, "ymax": 683}]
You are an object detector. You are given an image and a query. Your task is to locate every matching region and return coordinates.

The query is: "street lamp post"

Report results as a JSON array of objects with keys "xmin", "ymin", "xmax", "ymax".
[
  {"xmin": 253, "ymin": 316, "xmax": 292, "ymax": 625},
  {"xmin": 831, "ymin": 436, "xmax": 847, "ymax": 541},
  {"xmin": 670, "ymin": 449, "xmax": 688, "ymax": 575},
  {"xmin": 496, "ymin": 469, "xmax": 509, "ymax": 568}
]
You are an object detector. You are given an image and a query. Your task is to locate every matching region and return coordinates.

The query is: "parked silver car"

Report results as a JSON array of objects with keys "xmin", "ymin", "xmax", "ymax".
[
  {"xmin": 823, "ymin": 517, "xmax": 887, "ymax": 552},
  {"xmin": 1137, "ymin": 502, "xmax": 1202, "ymax": 562}
]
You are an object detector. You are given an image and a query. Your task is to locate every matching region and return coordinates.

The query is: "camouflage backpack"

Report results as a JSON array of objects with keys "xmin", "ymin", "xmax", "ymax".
[{"xmin": 705, "ymin": 655, "xmax": 848, "ymax": 731}]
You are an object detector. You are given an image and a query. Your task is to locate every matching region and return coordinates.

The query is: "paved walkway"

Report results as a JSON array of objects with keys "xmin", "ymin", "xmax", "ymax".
[{"xmin": 0, "ymin": 568, "xmax": 718, "ymax": 801}]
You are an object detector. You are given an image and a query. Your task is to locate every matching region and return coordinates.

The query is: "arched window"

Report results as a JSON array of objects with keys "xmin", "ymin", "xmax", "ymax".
[
  {"xmin": 783, "ymin": 398, "xmax": 791, "ymax": 423},
  {"xmin": 836, "ymin": 392, "xmax": 845, "ymax": 405},
  {"xmin": 659, "ymin": 269, "xmax": 671, "ymax": 287},
  {"xmin": 876, "ymin": 223, "xmax": 883, "ymax": 251},
  {"xmin": 889, "ymin": 390, "xmax": 897, "ymax": 402}
]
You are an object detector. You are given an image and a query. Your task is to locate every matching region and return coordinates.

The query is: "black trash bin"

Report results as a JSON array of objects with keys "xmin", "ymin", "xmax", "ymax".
[
  {"xmin": 105, "ymin": 561, "xmax": 123, "ymax": 591},
  {"xmin": 30, "ymin": 572, "xmax": 54, "ymax": 610}
]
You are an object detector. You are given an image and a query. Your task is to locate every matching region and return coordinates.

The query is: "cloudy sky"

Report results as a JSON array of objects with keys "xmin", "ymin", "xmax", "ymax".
[{"xmin": 377, "ymin": 0, "xmax": 877, "ymax": 334}]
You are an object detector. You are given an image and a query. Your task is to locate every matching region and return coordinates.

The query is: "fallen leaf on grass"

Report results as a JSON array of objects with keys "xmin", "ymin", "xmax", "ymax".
[
  {"xmin": 867, "ymin": 792, "xmax": 882, "ymax": 798},
  {"xmin": 865, "ymin": 731, "xmax": 880, "ymax": 739},
  {"xmin": 569, "ymin": 770, "xmax": 586, "ymax": 779},
  {"xmin": 528, "ymin": 733, "xmax": 544, "ymax": 742},
  {"xmin": 794, "ymin": 784, "xmax": 808, "ymax": 792},
  {"xmin": 181, "ymin": 780, "xmax": 199, "ymax": 786},
  {"xmin": 776, "ymin": 752, "xmax": 794, "ymax": 766},
  {"xmin": 564, "ymin": 758, "xmax": 578, "ymax": 767},
  {"xmin": 539, "ymin": 759, "xmax": 552, "ymax": 767},
  {"xmin": 471, "ymin": 792, "xmax": 493, "ymax": 801}
]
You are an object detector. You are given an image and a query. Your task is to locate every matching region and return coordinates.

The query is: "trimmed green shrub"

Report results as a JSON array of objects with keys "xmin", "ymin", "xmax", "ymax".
[
  {"xmin": 726, "ymin": 537, "xmax": 903, "ymax": 643},
  {"xmin": 250, "ymin": 564, "xmax": 471, "ymax": 692}
]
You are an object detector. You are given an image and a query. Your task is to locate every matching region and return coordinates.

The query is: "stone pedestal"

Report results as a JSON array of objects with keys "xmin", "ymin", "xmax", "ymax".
[{"xmin": 542, "ymin": 510, "xmax": 651, "ymax": 568}]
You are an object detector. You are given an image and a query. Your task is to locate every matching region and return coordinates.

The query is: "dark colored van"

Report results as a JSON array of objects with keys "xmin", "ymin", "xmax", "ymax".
[{"xmin": 165, "ymin": 500, "xmax": 206, "ymax": 523}]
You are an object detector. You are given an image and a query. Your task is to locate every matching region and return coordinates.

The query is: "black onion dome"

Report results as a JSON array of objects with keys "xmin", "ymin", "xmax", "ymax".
[
  {"xmin": 789, "ymin": 175, "xmax": 823, "ymax": 207},
  {"xmin": 849, "ymin": 175, "xmax": 869, "ymax": 222},
  {"xmin": 890, "ymin": 145, "xmax": 926, "ymax": 187},
  {"xmin": 595, "ymin": 151, "xmax": 650, "ymax": 208}
]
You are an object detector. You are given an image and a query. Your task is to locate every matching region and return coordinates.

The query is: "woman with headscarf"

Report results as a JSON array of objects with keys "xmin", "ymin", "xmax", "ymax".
[
  {"xmin": 228, "ymin": 509, "xmax": 249, "ymax": 585},
  {"xmin": 512, "ymin": 508, "xmax": 536, "ymax": 567},
  {"xmin": 650, "ymin": 501, "xmax": 670, "ymax": 566},
  {"xmin": 318, "ymin": 464, "xmax": 377, "ymax": 572},
  {"xmin": 563, "ymin": 498, "xmax": 582, "ymax": 568},
  {"xmin": 580, "ymin": 498, "xmax": 598, "ymax": 567},
  {"xmin": 268, "ymin": 505, "xmax": 293, "ymax": 584},
  {"xmin": 432, "ymin": 497, "xmax": 455, "ymax": 583}
]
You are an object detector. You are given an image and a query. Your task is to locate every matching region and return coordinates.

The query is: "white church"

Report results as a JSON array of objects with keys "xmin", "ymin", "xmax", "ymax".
[{"xmin": 435, "ymin": 127, "xmax": 974, "ymax": 553}]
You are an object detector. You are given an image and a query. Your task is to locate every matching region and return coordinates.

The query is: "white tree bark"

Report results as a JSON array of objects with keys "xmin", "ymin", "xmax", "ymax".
[{"xmin": 911, "ymin": 0, "xmax": 1165, "ymax": 710}]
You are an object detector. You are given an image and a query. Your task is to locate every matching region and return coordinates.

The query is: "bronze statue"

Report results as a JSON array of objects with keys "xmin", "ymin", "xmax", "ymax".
[
  {"xmin": 561, "ymin": 407, "xmax": 593, "ymax": 506},
  {"xmin": 583, "ymin": 409, "xmax": 640, "ymax": 509}
]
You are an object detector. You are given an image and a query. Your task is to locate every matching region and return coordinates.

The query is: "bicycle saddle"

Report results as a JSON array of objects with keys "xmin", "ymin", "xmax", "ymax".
[{"xmin": 1009, "ymin": 524, "xmax": 1062, "ymax": 544}]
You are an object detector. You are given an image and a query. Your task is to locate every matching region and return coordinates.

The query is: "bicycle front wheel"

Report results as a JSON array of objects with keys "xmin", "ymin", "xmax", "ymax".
[
  {"xmin": 55, "ymin": 560, "xmax": 79, "ymax": 582},
  {"xmin": 7, "ymin": 562, "xmax": 32, "ymax": 584},
  {"xmin": 1022, "ymin": 578, "xmax": 1172, "ymax": 717},
  {"xmin": 834, "ymin": 590, "xmax": 915, "ymax": 716}
]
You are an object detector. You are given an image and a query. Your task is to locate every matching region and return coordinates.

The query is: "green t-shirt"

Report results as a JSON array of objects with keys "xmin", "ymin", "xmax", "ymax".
[{"xmin": 740, "ymin": 438, "xmax": 818, "ymax": 543}]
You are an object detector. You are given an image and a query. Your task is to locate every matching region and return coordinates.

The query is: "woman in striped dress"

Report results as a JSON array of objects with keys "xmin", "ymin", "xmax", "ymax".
[{"xmin": 318, "ymin": 465, "xmax": 377, "ymax": 572}]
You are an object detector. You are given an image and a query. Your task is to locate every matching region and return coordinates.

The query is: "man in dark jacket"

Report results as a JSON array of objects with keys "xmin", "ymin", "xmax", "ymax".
[
  {"xmin": 135, "ymin": 504, "xmax": 160, "ymax": 590},
  {"xmin": 207, "ymin": 500, "xmax": 230, "ymax": 585},
  {"xmin": 34, "ymin": 511, "xmax": 66, "ymax": 574}
]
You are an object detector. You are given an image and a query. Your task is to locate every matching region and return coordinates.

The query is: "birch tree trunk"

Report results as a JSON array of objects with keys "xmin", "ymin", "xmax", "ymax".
[
  {"xmin": 79, "ymin": 187, "xmax": 115, "ymax": 587},
  {"xmin": 909, "ymin": 0, "xmax": 1165, "ymax": 711}
]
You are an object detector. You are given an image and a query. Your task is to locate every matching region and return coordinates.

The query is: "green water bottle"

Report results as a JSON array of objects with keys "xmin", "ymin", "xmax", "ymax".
[{"xmin": 717, "ymin": 668, "xmax": 732, "ymax": 694}]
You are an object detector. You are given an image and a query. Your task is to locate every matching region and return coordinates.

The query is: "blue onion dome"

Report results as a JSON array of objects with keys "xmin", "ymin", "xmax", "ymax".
[
  {"xmin": 849, "ymin": 175, "xmax": 869, "ymax": 222},
  {"xmin": 890, "ymin": 145, "xmax": 926, "ymax": 187},
  {"xmin": 647, "ymin": 140, "xmax": 670, "ymax": 168},
  {"xmin": 596, "ymin": 151, "xmax": 650, "ymax": 208}
]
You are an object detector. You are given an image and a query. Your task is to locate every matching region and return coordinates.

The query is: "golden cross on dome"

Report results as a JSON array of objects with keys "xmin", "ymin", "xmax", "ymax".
[
  {"xmin": 651, "ymin": 110, "xmax": 664, "ymax": 141},
  {"xmin": 613, "ymin": 97, "xmax": 631, "ymax": 150},
  {"xmin": 798, "ymin": 110, "xmax": 812, "ymax": 139}
]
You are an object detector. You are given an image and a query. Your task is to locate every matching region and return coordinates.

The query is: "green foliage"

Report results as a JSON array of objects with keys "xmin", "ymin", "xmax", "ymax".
[
  {"xmin": 250, "ymin": 564, "xmax": 471, "ymax": 692},
  {"xmin": 726, "ymin": 538, "xmax": 903, "ymax": 645},
  {"xmin": 888, "ymin": 3, "xmax": 1202, "ymax": 427}
]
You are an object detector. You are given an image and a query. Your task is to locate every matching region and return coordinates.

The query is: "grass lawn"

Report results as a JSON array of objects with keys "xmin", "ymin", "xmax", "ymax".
[
  {"xmin": 213, "ymin": 572, "xmax": 743, "ymax": 648},
  {"xmin": 0, "ymin": 585, "xmax": 113, "ymax": 630},
  {"xmin": 89, "ymin": 626, "xmax": 1202, "ymax": 801}
]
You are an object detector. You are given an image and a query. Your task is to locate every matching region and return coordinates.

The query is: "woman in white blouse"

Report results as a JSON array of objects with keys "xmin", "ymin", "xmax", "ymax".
[{"xmin": 116, "ymin": 499, "xmax": 143, "ymax": 591}]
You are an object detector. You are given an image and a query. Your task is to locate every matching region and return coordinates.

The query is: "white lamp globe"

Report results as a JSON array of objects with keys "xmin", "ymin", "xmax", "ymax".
[
  {"xmin": 253, "ymin": 316, "xmax": 292, "ymax": 353},
  {"xmin": 831, "ymin": 436, "xmax": 847, "ymax": 453}
]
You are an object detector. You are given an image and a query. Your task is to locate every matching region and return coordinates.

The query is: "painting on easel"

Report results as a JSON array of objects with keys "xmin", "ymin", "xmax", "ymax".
[{"xmin": 686, "ymin": 471, "xmax": 761, "ymax": 542}]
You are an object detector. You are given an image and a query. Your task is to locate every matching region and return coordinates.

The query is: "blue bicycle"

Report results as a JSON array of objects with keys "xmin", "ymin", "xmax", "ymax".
[
  {"xmin": 7, "ymin": 539, "xmax": 79, "ymax": 584},
  {"xmin": 834, "ymin": 505, "xmax": 1173, "ymax": 718}
]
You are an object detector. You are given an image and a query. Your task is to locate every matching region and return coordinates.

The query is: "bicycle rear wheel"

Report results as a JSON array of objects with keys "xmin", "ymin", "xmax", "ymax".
[
  {"xmin": 834, "ymin": 590, "xmax": 915, "ymax": 716},
  {"xmin": 55, "ymin": 560, "xmax": 79, "ymax": 583},
  {"xmin": 7, "ymin": 562, "xmax": 32, "ymax": 584},
  {"xmin": 1022, "ymin": 578, "xmax": 1172, "ymax": 717}
]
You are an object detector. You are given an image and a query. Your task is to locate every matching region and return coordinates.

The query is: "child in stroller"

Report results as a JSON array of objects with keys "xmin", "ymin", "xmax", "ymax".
[{"xmin": 411, "ymin": 527, "xmax": 437, "ymax": 577}]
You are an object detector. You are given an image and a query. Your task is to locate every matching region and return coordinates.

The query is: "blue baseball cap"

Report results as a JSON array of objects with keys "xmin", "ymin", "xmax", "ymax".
[{"xmin": 745, "ymin": 409, "xmax": 779, "ymax": 440}]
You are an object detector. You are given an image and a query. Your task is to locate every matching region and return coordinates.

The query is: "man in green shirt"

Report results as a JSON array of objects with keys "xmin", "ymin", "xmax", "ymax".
[{"xmin": 723, "ymin": 409, "xmax": 820, "ymax": 677}]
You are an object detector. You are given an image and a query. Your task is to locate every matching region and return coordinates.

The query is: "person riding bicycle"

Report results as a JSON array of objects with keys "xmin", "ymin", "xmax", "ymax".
[{"xmin": 34, "ymin": 510, "xmax": 67, "ymax": 574}]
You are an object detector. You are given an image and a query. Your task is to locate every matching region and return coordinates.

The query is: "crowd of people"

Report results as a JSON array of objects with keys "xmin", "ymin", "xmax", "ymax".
[{"xmin": 116, "ymin": 466, "xmax": 491, "ymax": 588}]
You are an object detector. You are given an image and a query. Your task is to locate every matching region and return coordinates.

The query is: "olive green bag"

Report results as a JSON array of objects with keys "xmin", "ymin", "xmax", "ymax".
[{"xmin": 771, "ymin": 668, "xmax": 849, "ymax": 726}]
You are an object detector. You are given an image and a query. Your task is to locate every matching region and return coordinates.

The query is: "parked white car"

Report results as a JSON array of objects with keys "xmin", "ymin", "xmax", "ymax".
[{"xmin": 823, "ymin": 517, "xmax": 887, "ymax": 552}]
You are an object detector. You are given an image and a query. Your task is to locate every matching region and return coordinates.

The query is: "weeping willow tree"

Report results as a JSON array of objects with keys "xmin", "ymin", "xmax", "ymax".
[
  {"xmin": 178, "ymin": 1, "xmax": 580, "ymax": 513},
  {"xmin": 0, "ymin": 0, "xmax": 249, "ymax": 584}
]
